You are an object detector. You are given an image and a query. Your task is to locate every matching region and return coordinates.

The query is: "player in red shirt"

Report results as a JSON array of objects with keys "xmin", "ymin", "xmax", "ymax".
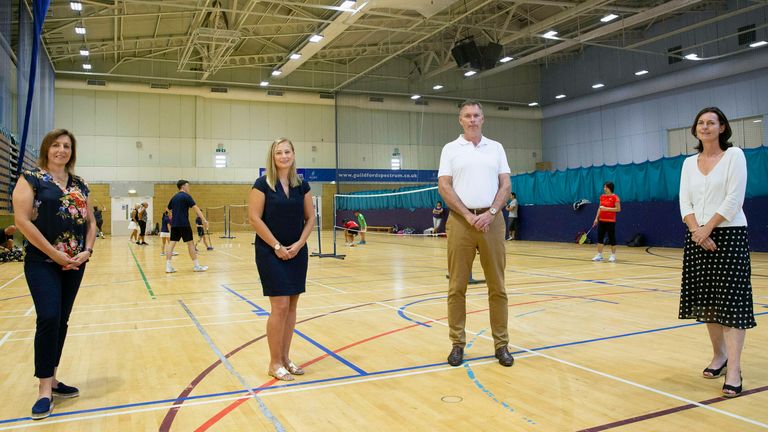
[
  {"xmin": 592, "ymin": 181, "xmax": 621, "ymax": 262},
  {"xmin": 342, "ymin": 219, "xmax": 359, "ymax": 246}
]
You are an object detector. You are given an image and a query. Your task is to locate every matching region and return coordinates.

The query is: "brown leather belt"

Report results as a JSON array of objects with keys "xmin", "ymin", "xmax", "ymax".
[{"xmin": 468, "ymin": 207, "xmax": 490, "ymax": 215}]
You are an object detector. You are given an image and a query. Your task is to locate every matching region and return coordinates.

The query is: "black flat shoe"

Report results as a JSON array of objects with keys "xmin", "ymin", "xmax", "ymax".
[
  {"xmin": 722, "ymin": 373, "xmax": 743, "ymax": 398},
  {"xmin": 447, "ymin": 345, "xmax": 464, "ymax": 367},
  {"xmin": 702, "ymin": 360, "xmax": 727, "ymax": 379}
]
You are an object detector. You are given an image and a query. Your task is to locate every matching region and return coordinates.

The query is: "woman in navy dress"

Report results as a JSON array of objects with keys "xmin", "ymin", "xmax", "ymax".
[
  {"xmin": 248, "ymin": 138, "xmax": 315, "ymax": 381},
  {"xmin": 13, "ymin": 129, "xmax": 96, "ymax": 419}
]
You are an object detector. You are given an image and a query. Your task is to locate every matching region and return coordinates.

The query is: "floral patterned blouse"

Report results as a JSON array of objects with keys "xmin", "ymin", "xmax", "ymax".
[{"xmin": 22, "ymin": 168, "xmax": 90, "ymax": 261}]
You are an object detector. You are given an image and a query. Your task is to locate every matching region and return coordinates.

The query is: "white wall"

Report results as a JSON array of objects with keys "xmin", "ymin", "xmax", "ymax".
[
  {"xmin": 542, "ymin": 67, "xmax": 768, "ymax": 170},
  {"xmin": 54, "ymin": 82, "xmax": 543, "ymax": 181}
]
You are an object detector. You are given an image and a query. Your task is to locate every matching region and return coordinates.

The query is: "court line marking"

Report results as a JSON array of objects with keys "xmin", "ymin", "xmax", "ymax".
[
  {"xmin": 128, "ymin": 246, "xmax": 156, "ymax": 299},
  {"xmin": 23, "ymin": 306, "xmax": 34, "ymax": 317},
  {"xmin": 307, "ymin": 279, "xmax": 346, "ymax": 293},
  {"xmin": 1, "ymin": 312, "xmax": 765, "ymax": 429},
  {"xmin": 215, "ymin": 250, "xmax": 245, "ymax": 261},
  {"xmin": 222, "ymin": 284, "xmax": 367, "ymax": 376},
  {"xmin": 0, "ymin": 332, "xmax": 11, "ymax": 348},
  {"xmin": 178, "ymin": 300, "xmax": 285, "ymax": 432},
  {"xmin": 382, "ymin": 302, "xmax": 768, "ymax": 429},
  {"xmin": 0, "ymin": 273, "xmax": 24, "ymax": 291}
]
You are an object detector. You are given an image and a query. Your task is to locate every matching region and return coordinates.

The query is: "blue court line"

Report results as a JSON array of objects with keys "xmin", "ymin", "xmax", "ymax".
[
  {"xmin": 515, "ymin": 309, "xmax": 545, "ymax": 318},
  {"xmin": 222, "ymin": 284, "xmax": 366, "ymax": 376},
  {"xmin": 2, "ymin": 311, "xmax": 765, "ymax": 426},
  {"xmin": 222, "ymin": 284, "xmax": 269, "ymax": 316},
  {"xmin": 397, "ymin": 297, "xmax": 444, "ymax": 327}
]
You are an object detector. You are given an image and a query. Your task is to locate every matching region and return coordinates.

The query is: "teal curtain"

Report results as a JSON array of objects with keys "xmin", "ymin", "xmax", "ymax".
[
  {"xmin": 513, "ymin": 146, "xmax": 768, "ymax": 205},
  {"xmin": 337, "ymin": 147, "xmax": 768, "ymax": 209}
]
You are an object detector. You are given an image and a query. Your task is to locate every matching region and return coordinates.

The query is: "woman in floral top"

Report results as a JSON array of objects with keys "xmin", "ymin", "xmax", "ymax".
[{"xmin": 12, "ymin": 128, "xmax": 96, "ymax": 420}]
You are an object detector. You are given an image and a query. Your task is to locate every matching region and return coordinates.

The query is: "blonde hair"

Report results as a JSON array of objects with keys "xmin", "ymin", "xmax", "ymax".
[{"xmin": 265, "ymin": 138, "xmax": 301, "ymax": 191}]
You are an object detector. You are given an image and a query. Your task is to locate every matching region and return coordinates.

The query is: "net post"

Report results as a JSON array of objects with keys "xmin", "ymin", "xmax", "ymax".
[
  {"xmin": 221, "ymin": 204, "xmax": 236, "ymax": 239},
  {"xmin": 311, "ymin": 192, "xmax": 345, "ymax": 259}
]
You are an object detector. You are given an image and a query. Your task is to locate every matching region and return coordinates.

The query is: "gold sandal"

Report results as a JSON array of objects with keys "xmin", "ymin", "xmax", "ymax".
[
  {"xmin": 267, "ymin": 367, "xmax": 294, "ymax": 381},
  {"xmin": 286, "ymin": 361, "xmax": 305, "ymax": 375}
]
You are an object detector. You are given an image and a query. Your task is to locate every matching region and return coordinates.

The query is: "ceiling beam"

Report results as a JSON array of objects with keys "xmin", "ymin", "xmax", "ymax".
[{"xmin": 478, "ymin": 0, "xmax": 703, "ymax": 78}]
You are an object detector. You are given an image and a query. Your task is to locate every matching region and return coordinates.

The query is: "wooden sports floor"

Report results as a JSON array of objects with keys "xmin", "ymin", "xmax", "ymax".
[{"xmin": 0, "ymin": 232, "xmax": 766, "ymax": 431}]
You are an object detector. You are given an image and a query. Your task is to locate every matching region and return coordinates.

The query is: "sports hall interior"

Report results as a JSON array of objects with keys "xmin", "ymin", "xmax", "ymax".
[{"xmin": 0, "ymin": 1, "xmax": 766, "ymax": 431}]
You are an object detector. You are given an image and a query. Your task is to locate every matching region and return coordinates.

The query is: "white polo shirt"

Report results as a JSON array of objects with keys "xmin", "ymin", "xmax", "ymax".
[{"xmin": 438, "ymin": 135, "xmax": 510, "ymax": 209}]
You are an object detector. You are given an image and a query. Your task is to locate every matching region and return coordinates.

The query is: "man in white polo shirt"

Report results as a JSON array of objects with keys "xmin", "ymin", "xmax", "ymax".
[{"xmin": 438, "ymin": 99, "xmax": 513, "ymax": 368}]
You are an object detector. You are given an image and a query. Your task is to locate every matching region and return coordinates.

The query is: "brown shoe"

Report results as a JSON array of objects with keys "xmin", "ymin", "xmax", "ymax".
[
  {"xmin": 495, "ymin": 346, "xmax": 514, "ymax": 367},
  {"xmin": 447, "ymin": 345, "xmax": 464, "ymax": 366}
]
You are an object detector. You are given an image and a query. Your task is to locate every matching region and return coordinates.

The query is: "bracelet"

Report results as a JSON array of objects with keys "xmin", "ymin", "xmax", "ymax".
[{"xmin": 85, "ymin": 247, "xmax": 94, "ymax": 255}]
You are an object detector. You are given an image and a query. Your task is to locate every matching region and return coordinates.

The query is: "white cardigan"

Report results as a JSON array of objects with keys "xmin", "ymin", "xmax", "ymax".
[{"xmin": 679, "ymin": 146, "xmax": 748, "ymax": 227}]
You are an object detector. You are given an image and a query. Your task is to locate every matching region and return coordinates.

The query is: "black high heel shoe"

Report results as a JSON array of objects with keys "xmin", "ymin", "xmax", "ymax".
[
  {"xmin": 722, "ymin": 373, "xmax": 743, "ymax": 398},
  {"xmin": 702, "ymin": 360, "xmax": 727, "ymax": 379}
]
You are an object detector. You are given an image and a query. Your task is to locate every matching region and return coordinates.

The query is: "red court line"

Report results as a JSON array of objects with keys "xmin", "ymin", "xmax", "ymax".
[
  {"xmin": 578, "ymin": 385, "xmax": 768, "ymax": 431},
  {"xmin": 194, "ymin": 288, "xmax": 657, "ymax": 431}
]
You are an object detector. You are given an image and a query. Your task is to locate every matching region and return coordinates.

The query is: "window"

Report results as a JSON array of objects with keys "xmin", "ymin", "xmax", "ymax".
[{"xmin": 667, "ymin": 115, "xmax": 764, "ymax": 156}]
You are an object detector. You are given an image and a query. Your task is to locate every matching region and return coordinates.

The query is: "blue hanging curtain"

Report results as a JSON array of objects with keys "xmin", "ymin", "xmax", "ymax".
[{"xmin": 17, "ymin": 0, "xmax": 51, "ymax": 177}]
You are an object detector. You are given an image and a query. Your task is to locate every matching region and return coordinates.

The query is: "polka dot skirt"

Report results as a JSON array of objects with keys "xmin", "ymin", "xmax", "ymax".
[{"xmin": 679, "ymin": 226, "xmax": 756, "ymax": 329}]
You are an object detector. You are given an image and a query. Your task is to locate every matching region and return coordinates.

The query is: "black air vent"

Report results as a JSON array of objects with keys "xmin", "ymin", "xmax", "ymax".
[
  {"xmin": 267, "ymin": 90, "xmax": 284, "ymax": 96},
  {"xmin": 667, "ymin": 45, "xmax": 682, "ymax": 64},
  {"xmin": 369, "ymin": 96, "xmax": 384, "ymax": 103},
  {"xmin": 319, "ymin": 93, "xmax": 335, "ymax": 99},
  {"xmin": 738, "ymin": 24, "xmax": 756, "ymax": 46},
  {"xmin": 415, "ymin": 99, "xmax": 429, "ymax": 106},
  {"xmin": 86, "ymin": 79, "xmax": 106, "ymax": 86},
  {"xmin": 210, "ymin": 87, "xmax": 228, "ymax": 93},
  {"xmin": 497, "ymin": 105, "xmax": 510, "ymax": 111},
  {"xmin": 150, "ymin": 83, "xmax": 170, "ymax": 89}
]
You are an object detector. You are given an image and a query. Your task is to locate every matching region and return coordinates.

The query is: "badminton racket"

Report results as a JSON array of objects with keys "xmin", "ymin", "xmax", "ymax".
[{"xmin": 578, "ymin": 225, "xmax": 595, "ymax": 244}]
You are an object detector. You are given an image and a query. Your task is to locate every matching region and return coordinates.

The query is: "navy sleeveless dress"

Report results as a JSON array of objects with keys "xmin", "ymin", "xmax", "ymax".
[{"xmin": 253, "ymin": 176, "xmax": 310, "ymax": 296}]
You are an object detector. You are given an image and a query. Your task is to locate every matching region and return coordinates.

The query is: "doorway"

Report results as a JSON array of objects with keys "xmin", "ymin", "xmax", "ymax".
[{"xmin": 111, "ymin": 196, "xmax": 154, "ymax": 236}]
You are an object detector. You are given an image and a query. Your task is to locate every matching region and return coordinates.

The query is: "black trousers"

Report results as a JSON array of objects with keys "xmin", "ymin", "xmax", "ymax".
[
  {"xmin": 25, "ymin": 260, "xmax": 86, "ymax": 378},
  {"xmin": 138, "ymin": 220, "xmax": 147, "ymax": 236},
  {"xmin": 597, "ymin": 221, "xmax": 616, "ymax": 246}
]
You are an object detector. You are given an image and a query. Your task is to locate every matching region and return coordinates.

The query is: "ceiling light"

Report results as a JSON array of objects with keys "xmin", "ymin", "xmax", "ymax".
[
  {"xmin": 635, "ymin": 69, "xmax": 649, "ymax": 76},
  {"xmin": 432, "ymin": 85, "xmax": 443, "ymax": 90},
  {"xmin": 74, "ymin": 25, "xmax": 86, "ymax": 35},
  {"xmin": 82, "ymin": 63, "xmax": 92, "ymax": 70},
  {"xmin": 79, "ymin": 49, "xmax": 89, "ymax": 56},
  {"xmin": 309, "ymin": 34, "xmax": 324, "ymax": 43},
  {"xmin": 70, "ymin": 2, "xmax": 82, "ymax": 11},
  {"xmin": 271, "ymin": 70, "xmax": 282, "ymax": 76},
  {"xmin": 684, "ymin": 53, "xmax": 700, "ymax": 61},
  {"xmin": 289, "ymin": 53, "xmax": 301, "ymax": 60},
  {"xmin": 128, "ymin": 189, "xmax": 137, "ymax": 194},
  {"xmin": 750, "ymin": 41, "xmax": 767, "ymax": 48},
  {"xmin": 542, "ymin": 30, "xmax": 558, "ymax": 39},
  {"xmin": 499, "ymin": 56, "xmax": 513, "ymax": 63},
  {"xmin": 410, "ymin": 95, "xmax": 421, "ymax": 100},
  {"xmin": 754, "ymin": 119, "xmax": 763, "ymax": 123},
  {"xmin": 592, "ymin": 83, "xmax": 605, "ymax": 89},
  {"xmin": 600, "ymin": 14, "xmax": 619, "ymax": 23},
  {"xmin": 528, "ymin": 102, "xmax": 539, "ymax": 107},
  {"xmin": 340, "ymin": 1, "xmax": 356, "ymax": 10},
  {"xmin": 260, "ymin": 81, "xmax": 269, "ymax": 87},
  {"xmin": 464, "ymin": 70, "xmax": 476, "ymax": 77},
  {"xmin": 555, "ymin": 94, "xmax": 566, "ymax": 99}
]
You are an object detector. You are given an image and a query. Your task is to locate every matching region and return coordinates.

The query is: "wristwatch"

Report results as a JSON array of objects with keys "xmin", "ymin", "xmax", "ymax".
[
  {"xmin": 489, "ymin": 207, "xmax": 498, "ymax": 216},
  {"xmin": 274, "ymin": 242, "xmax": 282, "ymax": 251},
  {"xmin": 85, "ymin": 247, "xmax": 94, "ymax": 255}
]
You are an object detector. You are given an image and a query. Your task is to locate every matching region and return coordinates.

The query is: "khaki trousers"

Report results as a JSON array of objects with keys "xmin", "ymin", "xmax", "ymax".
[{"xmin": 446, "ymin": 211, "xmax": 508, "ymax": 349}]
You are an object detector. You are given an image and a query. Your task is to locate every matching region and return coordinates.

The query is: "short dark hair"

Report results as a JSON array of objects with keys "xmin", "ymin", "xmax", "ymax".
[
  {"xmin": 510, "ymin": 192, "xmax": 516, "ymax": 197},
  {"xmin": 690, "ymin": 107, "xmax": 733, "ymax": 152},
  {"xmin": 176, "ymin": 179, "xmax": 189, "ymax": 190},
  {"xmin": 603, "ymin": 182, "xmax": 615, "ymax": 193}
]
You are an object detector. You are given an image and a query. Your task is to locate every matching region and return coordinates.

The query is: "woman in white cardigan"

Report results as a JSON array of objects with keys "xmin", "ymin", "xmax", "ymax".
[{"xmin": 678, "ymin": 107, "xmax": 754, "ymax": 398}]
